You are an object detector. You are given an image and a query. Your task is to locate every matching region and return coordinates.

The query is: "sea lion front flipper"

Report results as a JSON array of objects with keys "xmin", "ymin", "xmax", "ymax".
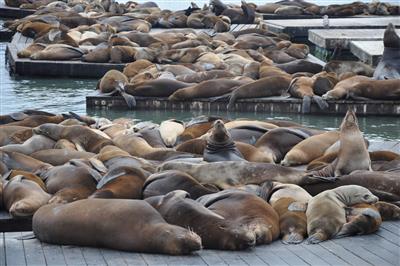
[
  {"xmin": 9, "ymin": 112, "xmax": 28, "ymax": 121},
  {"xmin": 116, "ymin": 82, "xmax": 136, "ymax": 108},
  {"xmin": 288, "ymin": 202, "xmax": 308, "ymax": 212},
  {"xmin": 301, "ymin": 96, "xmax": 311, "ymax": 113},
  {"xmin": 89, "ymin": 158, "xmax": 108, "ymax": 174},
  {"xmin": 313, "ymin": 95, "xmax": 329, "ymax": 110},
  {"xmin": 282, "ymin": 231, "xmax": 304, "ymax": 245},
  {"xmin": 74, "ymin": 142, "xmax": 86, "ymax": 152}
]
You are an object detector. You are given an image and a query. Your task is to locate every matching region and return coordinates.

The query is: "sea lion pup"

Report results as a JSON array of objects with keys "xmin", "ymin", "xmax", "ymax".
[
  {"xmin": 3, "ymin": 175, "xmax": 51, "ymax": 218},
  {"xmin": 145, "ymin": 190, "xmax": 256, "ymax": 250},
  {"xmin": 33, "ymin": 199, "xmax": 202, "ymax": 254},
  {"xmin": 197, "ymin": 190, "xmax": 279, "ymax": 245},
  {"xmin": 33, "ymin": 124, "xmax": 113, "ymax": 153},
  {"xmin": 275, "ymin": 59, "xmax": 323, "ymax": 74},
  {"xmin": 159, "ymin": 119, "xmax": 184, "ymax": 147},
  {"xmin": 31, "ymin": 149, "xmax": 95, "ymax": 166},
  {"xmin": 90, "ymin": 166, "xmax": 146, "ymax": 199},
  {"xmin": 305, "ymin": 185, "xmax": 378, "ymax": 244},
  {"xmin": 0, "ymin": 134, "xmax": 55, "ymax": 155},
  {"xmin": 159, "ymin": 161, "xmax": 313, "ymax": 189},
  {"xmin": 323, "ymin": 76, "xmax": 400, "ymax": 100},
  {"xmin": 323, "ymin": 60, "xmax": 375, "ymax": 77},
  {"xmin": 30, "ymin": 44, "xmax": 84, "ymax": 61},
  {"xmin": 312, "ymin": 71, "xmax": 339, "ymax": 96},
  {"xmin": 168, "ymin": 78, "xmax": 248, "ymax": 101},
  {"xmin": 142, "ymin": 170, "xmax": 218, "ymax": 199},
  {"xmin": 334, "ymin": 110, "xmax": 371, "ymax": 176},
  {"xmin": 373, "ymin": 23, "xmax": 400, "ymax": 80},
  {"xmin": 281, "ymin": 131, "xmax": 339, "ymax": 166},
  {"xmin": 224, "ymin": 75, "xmax": 291, "ymax": 110},
  {"xmin": 255, "ymin": 127, "xmax": 320, "ymax": 163},
  {"xmin": 203, "ymin": 120, "xmax": 245, "ymax": 162},
  {"xmin": 287, "ymin": 76, "xmax": 328, "ymax": 113}
]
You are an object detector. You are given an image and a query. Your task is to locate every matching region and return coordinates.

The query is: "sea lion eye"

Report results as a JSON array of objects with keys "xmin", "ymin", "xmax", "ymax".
[{"xmin": 363, "ymin": 194, "xmax": 370, "ymax": 199}]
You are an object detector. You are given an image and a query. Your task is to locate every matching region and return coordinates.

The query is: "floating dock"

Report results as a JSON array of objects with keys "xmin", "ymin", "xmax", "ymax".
[
  {"xmin": 265, "ymin": 16, "xmax": 400, "ymax": 41},
  {"xmin": 350, "ymin": 41, "xmax": 383, "ymax": 66},
  {"xmin": 0, "ymin": 4, "xmax": 35, "ymax": 18},
  {"xmin": 0, "ymin": 211, "xmax": 31, "ymax": 232},
  {"xmin": 1, "ymin": 221, "xmax": 399, "ymax": 266},
  {"xmin": 86, "ymin": 95, "xmax": 400, "ymax": 116}
]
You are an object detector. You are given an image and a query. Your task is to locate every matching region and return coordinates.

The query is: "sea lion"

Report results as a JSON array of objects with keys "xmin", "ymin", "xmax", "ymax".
[
  {"xmin": 31, "ymin": 149, "xmax": 95, "ymax": 166},
  {"xmin": 204, "ymin": 120, "xmax": 245, "ymax": 162},
  {"xmin": 109, "ymin": 45, "xmax": 137, "ymax": 63},
  {"xmin": 33, "ymin": 124, "xmax": 113, "ymax": 153},
  {"xmin": 90, "ymin": 166, "xmax": 146, "ymax": 199},
  {"xmin": 374, "ymin": 201, "xmax": 400, "ymax": 221},
  {"xmin": 281, "ymin": 131, "xmax": 339, "ymax": 166},
  {"xmin": 17, "ymin": 43, "xmax": 47, "ymax": 58},
  {"xmin": 5, "ymin": 114, "xmax": 64, "ymax": 127},
  {"xmin": 123, "ymin": 59, "xmax": 154, "ymax": 78},
  {"xmin": 33, "ymin": 199, "xmax": 202, "ymax": 254},
  {"xmin": 159, "ymin": 119, "xmax": 184, "ymax": 147},
  {"xmin": 0, "ymin": 126, "xmax": 32, "ymax": 146},
  {"xmin": 2, "ymin": 169, "xmax": 46, "ymax": 191},
  {"xmin": 159, "ymin": 161, "xmax": 311, "ymax": 189},
  {"xmin": 97, "ymin": 70, "xmax": 128, "ymax": 93},
  {"xmin": 82, "ymin": 45, "xmax": 110, "ymax": 63},
  {"xmin": 275, "ymin": 59, "xmax": 323, "ymax": 74},
  {"xmin": 3, "ymin": 175, "xmax": 51, "ymax": 218},
  {"xmin": 197, "ymin": 190, "xmax": 280, "ymax": 245},
  {"xmin": 373, "ymin": 23, "xmax": 400, "ymax": 80},
  {"xmin": 0, "ymin": 134, "xmax": 55, "ymax": 155},
  {"xmin": 30, "ymin": 44, "xmax": 84, "ymax": 61},
  {"xmin": 322, "ymin": 77, "xmax": 400, "ymax": 100},
  {"xmin": 54, "ymin": 139, "xmax": 77, "ymax": 150},
  {"xmin": 142, "ymin": 170, "xmax": 218, "ymax": 199},
  {"xmin": 306, "ymin": 185, "xmax": 378, "ymax": 244},
  {"xmin": 324, "ymin": 61, "xmax": 374, "ymax": 77},
  {"xmin": 267, "ymin": 182, "xmax": 313, "ymax": 205},
  {"xmin": 175, "ymin": 70, "xmax": 235, "ymax": 83},
  {"xmin": 312, "ymin": 71, "xmax": 339, "ymax": 96},
  {"xmin": 225, "ymin": 75, "xmax": 292, "ymax": 110},
  {"xmin": 124, "ymin": 79, "xmax": 193, "ymax": 99},
  {"xmin": 0, "ymin": 151, "xmax": 52, "ymax": 176},
  {"xmin": 146, "ymin": 190, "xmax": 256, "ymax": 250},
  {"xmin": 112, "ymin": 133, "xmax": 166, "ymax": 157}
]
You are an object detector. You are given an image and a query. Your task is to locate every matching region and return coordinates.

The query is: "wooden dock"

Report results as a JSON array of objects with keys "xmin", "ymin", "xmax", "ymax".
[
  {"xmin": 0, "ymin": 4, "xmax": 35, "ymax": 18},
  {"xmin": 349, "ymin": 41, "xmax": 384, "ymax": 66},
  {"xmin": 1, "ymin": 221, "xmax": 399, "ymax": 265},
  {"xmin": 0, "ymin": 211, "xmax": 31, "ymax": 232},
  {"xmin": 86, "ymin": 95, "xmax": 400, "ymax": 116},
  {"xmin": 265, "ymin": 16, "xmax": 400, "ymax": 40}
]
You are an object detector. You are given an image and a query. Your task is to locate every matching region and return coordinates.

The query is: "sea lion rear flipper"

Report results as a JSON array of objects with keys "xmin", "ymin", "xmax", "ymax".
[
  {"xmin": 288, "ymin": 202, "xmax": 308, "ymax": 212},
  {"xmin": 116, "ymin": 82, "xmax": 136, "ymax": 108},
  {"xmin": 313, "ymin": 95, "xmax": 329, "ymax": 110},
  {"xmin": 301, "ymin": 96, "xmax": 311, "ymax": 113},
  {"xmin": 227, "ymin": 93, "xmax": 238, "ymax": 111},
  {"xmin": 306, "ymin": 231, "xmax": 327, "ymax": 244}
]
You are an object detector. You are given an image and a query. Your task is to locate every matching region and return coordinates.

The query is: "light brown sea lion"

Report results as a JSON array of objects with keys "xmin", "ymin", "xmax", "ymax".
[
  {"xmin": 223, "ymin": 120, "xmax": 278, "ymax": 131},
  {"xmin": 175, "ymin": 70, "xmax": 235, "ymax": 83},
  {"xmin": 54, "ymin": 139, "xmax": 76, "ymax": 150},
  {"xmin": 5, "ymin": 114, "xmax": 64, "ymax": 127},
  {"xmin": 17, "ymin": 43, "xmax": 47, "ymax": 58},
  {"xmin": 97, "ymin": 70, "xmax": 128, "ymax": 93},
  {"xmin": 312, "ymin": 71, "xmax": 339, "ymax": 96},
  {"xmin": 176, "ymin": 116, "xmax": 224, "ymax": 142},
  {"xmin": 0, "ymin": 134, "xmax": 55, "ymax": 155},
  {"xmin": 3, "ymin": 175, "xmax": 51, "ymax": 218},
  {"xmin": 264, "ymin": 49, "xmax": 297, "ymax": 64},
  {"xmin": 20, "ymin": 22, "xmax": 56, "ymax": 38},
  {"xmin": 90, "ymin": 166, "xmax": 146, "ymax": 199},
  {"xmin": 281, "ymin": 131, "xmax": 339, "ymax": 166},
  {"xmin": 124, "ymin": 79, "xmax": 193, "ymax": 98},
  {"xmin": 123, "ymin": 59, "xmax": 154, "ymax": 78},
  {"xmin": 0, "ymin": 126, "xmax": 32, "ymax": 146},
  {"xmin": 226, "ymin": 75, "xmax": 292, "ymax": 110},
  {"xmin": 82, "ymin": 45, "xmax": 110, "ymax": 63},
  {"xmin": 323, "ymin": 78, "xmax": 400, "ymax": 101},
  {"xmin": 274, "ymin": 5, "xmax": 304, "ymax": 15},
  {"xmin": 267, "ymin": 182, "xmax": 313, "ymax": 205},
  {"xmin": 306, "ymin": 185, "xmax": 378, "ymax": 244},
  {"xmin": 197, "ymin": 190, "xmax": 279, "ymax": 245},
  {"xmin": 109, "ymin": 45, "xmax": 137, "ymax": 63},
  {"xmin": 33, "ymin": 124, "xmax": 113, "ymax": 153},
  {"xmin": 33, "ymin": 199, "xmax": 202, "ymax": 254},
  {"xmin": 112, "ymin": 133, "xmax": 167, "ymax": 157},
  {"xmin": 146, "ymin": 190, "xmax": 256, "ymax": 250},
  {"xmin": 284, "ymin": 43, "xmax": 310, "ymax": 59},
  {"xmin": 30, "ymin": 44, "xmax": 84, "ymax": 61},
  {"xmin": 31, "ymin": 149, "xmax": 95, "ymax": 166},
  {"xmin": 2, "ymin": 170, "xmax": 47, "ymax": 191}
]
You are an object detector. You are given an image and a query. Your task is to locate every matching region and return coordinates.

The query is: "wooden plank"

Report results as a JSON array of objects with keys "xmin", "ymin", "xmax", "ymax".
[
  {"xmin": 0, "ymin": 233, "xmax": 6, "ymax": 266},
  {"xmin": 23, "ymin": 237, "xmax": 47, "ymax": 266},
  {"xmin": 380, "ymin": 222, "xmax": 400, "ymax": 236},
  {"xmin": 62, "ymin": 245, "xmax": 87, "ymax": 266},
  {"xmin": 320, "ymin": 240, "xmax": 372, "ymax": 265},
  {"xmin": 266, "ymin": 242, "xmax": 309, "ymax": 266},
  {"xmin": 361, "ymin": 241, "xmax": 399, "ymax": 265},
  {"xmin": 254, "ymin": 246, "xmax": 289, "ymax": 265},
  {"xmin": 42, "ymin": 242, "xmax": 67, "ymax": 266},
  {"xmin": 81, "ymin": 247, "xmax": 107, "ymax": 266},
  {"xmin": 349, "ymin": 41, "xmax": 383, "ymax": 66},
  {"xmin": 237, "ymin": 250, "xmax": 267, "ymax": 265},
  {"xmin": 198, "ymin": 249, "xmax": 227, "ymax": 266},
  {"xmin": 164, "ymin": 253, "xmax": 207, "ymax": 265},
  {"xmin": 215, "ymin": 250, "xmax": 248, "ymax": 265},
  {"xmin": 119, "ymin": 251, "xmax": 147, "ymax": 266},
  {"xmin": 100, "ymin": 249, "xmax": 127, "ymax": 265},
  {"xmin": 4, "ymin": 232, "xmax": 26, "ymax": 266},
  {"xmin": 141, "ymin": 253, "xmax": 168, "ymax": 265},
  {"xmin": 375, "ymin": 228, "xmax": 400, "ymax": 246},
  {"xmin": 286, "ymin": 244, "xmax": 328, "ymax": 265},
  {"xmin": 303, "ymin": 243, "xmax": 349, "ymax": 265}
]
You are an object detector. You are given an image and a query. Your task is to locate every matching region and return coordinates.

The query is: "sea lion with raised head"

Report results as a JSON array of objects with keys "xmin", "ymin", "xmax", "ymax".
[{"xmin": 33, "ymin": 199, "xmax": 202, "ymax": 254}]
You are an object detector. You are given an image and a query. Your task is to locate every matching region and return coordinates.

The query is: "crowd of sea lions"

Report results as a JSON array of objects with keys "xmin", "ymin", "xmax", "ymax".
[{"xmin": 0, "ymin": 109, "xmax": 399, "ymax": 254}]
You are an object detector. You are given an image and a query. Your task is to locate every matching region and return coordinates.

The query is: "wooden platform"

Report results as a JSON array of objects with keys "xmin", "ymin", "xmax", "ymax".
[
  {"xmin": 86, "ymin": 95, "xmax": 400, "ymax": 116},
  {"xmin": 350, "ymin": 41, "xmax": 384, "ymax": 66},
  {"xmin": 1, "ymin": 221, "xmax": 399, "ymax": 265},
  {"xmin": 0, "ymin": 211, "xmax": 31, "ymax": 232},
  {"xmin": 0, "ymin": 4, "xmax": 35, "ymax": 18},
  {"xmin": 308, "ymin": 28, "xmax": 400, "ymax": 50},
  {"xmin": 265, "ymin": 16, "xmax": 400, "ymax": 40}
]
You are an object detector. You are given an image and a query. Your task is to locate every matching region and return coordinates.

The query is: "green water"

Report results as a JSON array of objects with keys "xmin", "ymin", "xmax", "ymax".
[{"xmin": 0, "ymin": 40, "xmax": 399, "ymax": 141}]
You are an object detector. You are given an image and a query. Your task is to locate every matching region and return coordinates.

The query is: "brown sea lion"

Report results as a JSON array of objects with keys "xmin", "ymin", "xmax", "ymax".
[
  {"xmin": 109, "ymin": 45, "xmax": 137, "ymax": 63},
  {"xmin": 33, "ymin": 199, "xmax": 202, "ymax": 254},
  {"xmin": 97, "ymin": 70, "xmax": 128, "ymax": 94},
  {"xmin": 146, "ymin": 190, "xmax": 256, "ymax": 250},
  {"xmin": 2, "ymin": 169, "xmax": 47, "ymax": 191},
  {"xmin": 30, "ymin": 149, "xmax": 95, "ymax": 166},
  {"xmin": 112, "ymin": 133, "xmax": 167, "ymax": 157},
  {"xmin": 306, "ymin": 185, "xmax": 378, "ymax": 244},
  {"xmin": 17, "ymin": 43, "xmax": 47, "ymax": 58},
  {"xmin": 124, "ymin": 79, "xmax": 193, "ymax": 98},
  {"xmin": 5, "ymin": 115, "xmax": 64, "ymax": 127},
  {"xmin": 0, "ymin": 151, "xmax": 52, "ymax": 176},
  {"xmin": 54, "ymin": 139, "xmax": 77, "ymax": 150},
  {"xmin": 82, "ymin": 45, "xmax": 110, "ymax": 63},
  {"xmin": 33, "ymin": 124, "xmax": 113, "ymax": 153},
  {"xmin": 197, "ymin": 190, "xmax": 280, "ymax": 245},
  {"xmin": 123, "ymin": 59, "xmax": 154, "ymax": 78},
  {"xmin": 0, "ymin": 126, "xmax": 32, "ymax": 146},
  {"xmin": 30, "ymin": 44, "xmax": 84, "ymax": 61},
  {"xmin": 374, "ymin": 201, "xmax": 400, "ymax": 221},
  {"xmin": 323, "ymin": 61, "xmax": 374, "ymax": 77},
  {"xmin": 312, "ymin": 71, "xmax": 339, "ymax": 96},
  {"xmin": 3, "ymin": 175, "xmax": 51, "ymax": 218}
]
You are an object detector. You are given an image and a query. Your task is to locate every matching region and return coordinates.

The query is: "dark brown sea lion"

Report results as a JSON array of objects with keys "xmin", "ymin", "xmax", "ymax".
[
  {"xmin": 374, "ymin": 201, "xmax": 400, "ymax": 221},
  {"xmin": 33, "ymin": 199, "xmax": 202, "ymax": 254},
  {"xmin": 275, "ymin": 59, "xmax": 323, "ymax": 74},
  {"xmin": 2, "ymin": 169, "xmax": 46, "ymax": 191},
  {"xmin": 146, "ymin": 190, "xmax": 256, "ymax": 250},
  {"xmin": 109, "ymin": 46, "xmax": 137, "ymax": 63},
  {"xmin": 124, "ymin": 79, "xmax": 193, "ymax": 100},
  {"xmin": 306, "ymin": 185, "xmax": 378, "ymax": 244},
  {"xmin": 142, "ymin": 170, "xmax": 218, "ymax": 199},
  {"xmin": 3, "ymin": 175, "xmax": 51, "ymax": 218},
  {"xmin": 197, "ymin": 190, "xmax": 280, "ymax": 245},
  {"xmin": 82, "ymin": 45, "xmax": 110, "ymax": 63},
  {"xmin": 33, "ymin": 124, "xmax": 113, "ymax": 153},
  {"xmin": 373, "ymin": 23, "xmax": 400, "ymax": 80},
  {"xmin": 177, "ymin": 116, "xmax": 224, "ymax": 142},
  {"xmin": 5, "ymin": 115, "xmax": 64, "ymax": 127},
  {"xmin": 312, "ymin": 71, "xmax": 339, "ymax": 96},
  {"xmin": 30, "ymin": 44, "xmax": 84, "ymax": 61}
]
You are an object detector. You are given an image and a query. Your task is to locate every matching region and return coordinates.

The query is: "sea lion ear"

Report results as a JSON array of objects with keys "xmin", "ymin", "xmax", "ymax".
[{"xmin": 288, "ymin": 202, "xmax": 308, "ymax": 212}]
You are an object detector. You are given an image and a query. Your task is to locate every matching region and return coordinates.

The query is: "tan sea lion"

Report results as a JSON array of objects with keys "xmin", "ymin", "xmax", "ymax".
[
  {"xmin": 82, "ymin": 45, "xmax": 110, "ymax": 63},
  {"xmin": 3, "ymin": 175, "xmax": 51, "ymax": 218},
  {"xmin": 109, "ymin": 45, "xmax": 137, "ymax": 63},
  {"xmin": 312, "ymin": 71, "xmax": 339, "ymax": 96},
  {"xmin": 31, "ymin": 149, "xmax": 95, "ymax": 166},
  {"xmin": 2, "ymin": 169, "xmax": 47, "ymax": 191},
  {"xmin": 54, "ymin": 139, "xmax": 77, "ymax": 150},
  {"xmin": 0, "ymin": 126, "xmax": 32, "ymax": 146},
  {"xmin": 5, "ymin": 114, "xmax": 64, "ymax": 127},
  {"xmin": 33, "ymin": 199, "xmax": 202, "ymax": 254},
  {"xmin": 112, "ymin": 133, "xmax": 167, "ymax": 157},
  {"xmin": 0, "ymin": 134, "xmax": 55, "ymax": 155},
  {"xmin": 0, "ymin": 151, "xmax": 52, "ymax": 176},
  {"xmin": 97, "ymin": 70, "xmax": 128, "ymax": 93},
  {"xmin": 306, "ymin": 185, "xmax": 378, "ymax": 244},
  {"xmin": 123, "ymin": 59, "xmax": 154, "ymax": 78},
  {"xmin": 17, "ymin": 43, "xmax": 47, "ymax": 58},
  {"xmin": 323, "ymin": 61, "xmax": 375, "ymax": 77},
  {"xmin": 30, "ymin": 44, "xmax": 84, "ymax": 61}
]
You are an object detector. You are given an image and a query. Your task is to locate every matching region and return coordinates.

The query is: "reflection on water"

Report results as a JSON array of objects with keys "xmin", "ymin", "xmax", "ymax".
[{"xmin": 1, "ymin": 38, "xmax": 399, "ymax": 141}]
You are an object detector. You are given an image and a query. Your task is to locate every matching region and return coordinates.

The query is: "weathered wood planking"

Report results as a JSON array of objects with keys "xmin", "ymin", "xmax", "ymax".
[
  {"xmin": 309, "ymin": 28, "xmax": 400, "ymax": 49},
  {"xmin": 86, "ymin": 95, "xmax": 400, "ymax": 116},
  {"xmin": 0, "ymin": 4, "xmax": 35, "ymax": 18},
  {"xmin": 350, "ymin": 41, "xmax": 384, "ymax": 66},
  {"xmin": 266, "ymin": 16, "xmax": 400, "ymax": 39},
  {"xmin": 3, "ymin": 222, "xmax": 399, "ymax": 265},
  {"xmin": 262, "ymin": 13, "xmax": 382, "ymax": 20}
]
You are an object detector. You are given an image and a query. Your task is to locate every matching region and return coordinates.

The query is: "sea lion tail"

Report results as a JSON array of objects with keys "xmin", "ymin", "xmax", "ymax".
[
  {"xmin": 313, "ymin": 95, "xmax": 329, "ymax": 110},
  {"xmin": 301, "ymin": 96, "xmax": 312, "ymax": 113},
  {"xmin": 282, "ymin": 232, "xmax": 304, "ymax": 245}
]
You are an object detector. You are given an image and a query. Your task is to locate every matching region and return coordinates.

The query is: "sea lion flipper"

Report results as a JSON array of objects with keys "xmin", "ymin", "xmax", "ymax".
[
  {"xmin": 74, "ymin": 142, "xmax": 86, "ymax": 152},
  {"xmin": 282, "ymin": 232, "xmax": 304, "ymax": 244},
  {"xmin": 306, "ymin": 231, "xmax": 327, "ymax": 244},
  {"xmin": 9, "ymin": 112, "xmax": 28, "ymax": 121},
  {"xmin": 313, "ymin": 95, "xmax": 329, "ymax": 110},
  {"xmin": 89, "ymin": 158, "xmax": 108, "ymax": 174},
  {"xmin": 121, "ymin": 92, "xmax": 136, "ymax": 109},
  {"xmin": 16, "ymin": 233, "xmax": 36, "ymax": 240},
  {"xmin": 301, "ymin": 96, "xmax": 311, "ymax": 113},
  {"xmin": 348, "ymin": 94, "xmax": 372, "ymax": 101},
  {"xmin": 288, "ymin": 202, "xmax": 307, "ymax": 212},
  {"xmin": 209, "ymin": 93, "xmax": 231, "ymax": 102}
]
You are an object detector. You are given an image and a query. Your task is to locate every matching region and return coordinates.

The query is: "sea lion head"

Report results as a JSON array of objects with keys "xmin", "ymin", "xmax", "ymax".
[
  {"xmin": 210, "ymin": 120, "xmax": 230, "ymax": 143},
  {"xmin": 339, "ymin": 109, "xmax": 358, "ymax": 131},
  {"xmin": 335, "ymin": 185, "xmax": 379, "ymax": 206},
  {"xmin": 383, "ymin": 23, "xmax": 400, "ymax": 49},
  {"xmin": 33, "ymin": 123, "xmax": 63, "ymax": 140}
]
